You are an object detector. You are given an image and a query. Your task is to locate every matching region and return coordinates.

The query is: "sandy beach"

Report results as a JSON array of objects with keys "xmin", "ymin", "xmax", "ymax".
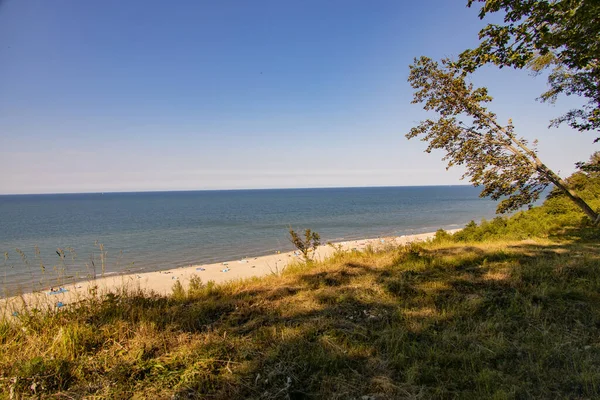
[{"xmin": 1, "ymin": 231, "xmax": 454, "ymax": 315}]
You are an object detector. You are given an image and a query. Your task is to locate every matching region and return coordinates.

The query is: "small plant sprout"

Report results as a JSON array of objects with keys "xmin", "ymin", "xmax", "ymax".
[{"xmin": 288, "ymin": 227, "xmax": 321, "ymax": 263}]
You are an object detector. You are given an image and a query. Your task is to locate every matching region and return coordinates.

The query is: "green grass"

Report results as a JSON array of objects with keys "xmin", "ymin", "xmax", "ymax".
[{"xmin": 1, "ymin": 230, "xmax": 600, "ymax": 399}]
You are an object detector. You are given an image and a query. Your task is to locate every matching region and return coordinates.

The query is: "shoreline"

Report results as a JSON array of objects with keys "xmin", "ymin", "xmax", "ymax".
[{"xmin": 1, "ymin": 230, "xmax": 456, "ymax": 315}]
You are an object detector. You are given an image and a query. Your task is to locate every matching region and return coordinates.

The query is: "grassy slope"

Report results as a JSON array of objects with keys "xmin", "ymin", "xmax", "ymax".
[{"xmin": 1, "ymin": 229, "xmax": 600, "ymax": 399}]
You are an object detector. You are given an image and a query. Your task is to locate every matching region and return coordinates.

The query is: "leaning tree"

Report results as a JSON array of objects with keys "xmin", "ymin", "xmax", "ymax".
[{"xmin": 407, "ymin": 56, "xmax": 599, "ymax": 224}]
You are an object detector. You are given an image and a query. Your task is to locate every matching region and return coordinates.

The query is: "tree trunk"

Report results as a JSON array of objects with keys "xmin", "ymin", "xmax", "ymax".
[
  {"xmin": 468, "ymin": 91, "xmax": 598, "ymax": 224},
  {"xmin": 541, "ymin": 167, "xmax": 600, "ymax": 224},
  {"xmin": 495, "ymin": 120, "xmax": 600, "ymax": 225}
]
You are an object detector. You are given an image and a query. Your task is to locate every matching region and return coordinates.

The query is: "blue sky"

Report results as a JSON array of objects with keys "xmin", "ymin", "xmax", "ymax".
[{"xmin": 0, "ymin": 0, "xmax": 596, "ymax": 194}]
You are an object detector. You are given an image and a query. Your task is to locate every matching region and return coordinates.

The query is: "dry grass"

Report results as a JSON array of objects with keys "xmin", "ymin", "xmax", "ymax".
[{"xmin": 1, "ymin": 234, "xmax": 600, "ymax": 399}]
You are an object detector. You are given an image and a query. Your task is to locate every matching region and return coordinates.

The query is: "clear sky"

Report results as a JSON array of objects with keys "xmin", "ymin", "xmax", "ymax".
[{"xmin": 0, "ymin": 0, "xmax": 597, "ymax": 194}]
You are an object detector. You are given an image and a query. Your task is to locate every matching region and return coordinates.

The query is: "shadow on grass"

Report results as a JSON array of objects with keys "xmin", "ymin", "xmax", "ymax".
[
  {"xmin": 3, "ymin": 236, "xmax": 600, "ymax": 399},
  {"xmin": 552, "ymin": 225, "xmax": 600, "ymax": 243}
]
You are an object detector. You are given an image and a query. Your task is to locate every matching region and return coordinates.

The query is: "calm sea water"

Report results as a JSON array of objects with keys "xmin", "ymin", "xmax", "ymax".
[{"xmin": 0, "ymin": 186, "xmax": 500, "ymax": 294}]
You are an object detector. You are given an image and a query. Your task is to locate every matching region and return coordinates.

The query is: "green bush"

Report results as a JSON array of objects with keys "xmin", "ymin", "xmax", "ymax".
[
  {"xmin": 449, "ymin": 168, "xmax": 600, "ymax": 243},
  {"xmin": 432, "ymin": 229, "xmax": 453, "ymax": 243}
]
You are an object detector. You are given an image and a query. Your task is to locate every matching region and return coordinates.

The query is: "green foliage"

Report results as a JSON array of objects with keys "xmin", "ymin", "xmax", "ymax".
[
  {"xmin": 576, "ymin": 151, "xmax": 600, "ymax": 173},
  {"xmin": 432, "ymin": 228, "xmax": 453, "ymax": 243},
  {"xmin": 171, "ymin": 280, "xmax": 186, "ymax": 301},
  {"xmin": 187, "ymin": 274, "xmax": 204, "ymax": 295},
  {"xmin": 450, "ymin": 168, "xmax": 600, "ymax": 242},
  {"xmin": 459, "ymin": 0, "xmax": 600, "ymax": 140},
  {"xmin": 288, "ymin": 227, "xmax": 321, "ymax": 262}
]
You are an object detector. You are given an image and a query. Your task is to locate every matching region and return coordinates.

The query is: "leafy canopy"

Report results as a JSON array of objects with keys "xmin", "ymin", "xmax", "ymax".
[{"xmin": 458, "ymin": 0, "xmax": 600, "ymax": 140}]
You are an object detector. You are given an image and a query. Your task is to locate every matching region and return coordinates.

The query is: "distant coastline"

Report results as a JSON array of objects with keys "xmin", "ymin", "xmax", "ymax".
[{"xmin": 0, "ymin": 186, "xmax": 499, "ymax": 294}]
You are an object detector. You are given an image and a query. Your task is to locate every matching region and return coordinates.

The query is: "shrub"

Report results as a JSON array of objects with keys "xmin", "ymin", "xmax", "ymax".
[
  {"xmin": 171, "ymin": 280, "xmax": 186, "ymax": 300},
  {"xmin": 432, "ymin": 229, "xmax": 453, "ymax": 243},
  {"xmin": 288, "ymin": 228, "xmax": 321, "ymax": 262}
]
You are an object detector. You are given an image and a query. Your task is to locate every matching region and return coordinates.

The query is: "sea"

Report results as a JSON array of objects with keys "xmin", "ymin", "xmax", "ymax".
[{"xmin": 0, "ymin": 186, "xmax": 501, "ymax": 295}]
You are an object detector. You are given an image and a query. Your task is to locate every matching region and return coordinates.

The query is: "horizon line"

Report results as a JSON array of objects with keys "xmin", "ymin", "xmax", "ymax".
[{"xmin": 0, "ymin": 184, "xmax": 475, "ymax": 196}]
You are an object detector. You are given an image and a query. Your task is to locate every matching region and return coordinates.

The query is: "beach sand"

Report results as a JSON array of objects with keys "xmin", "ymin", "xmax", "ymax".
[{"xmin": 1, "ymin": 230, "xmax": 455, "ymax": 315}]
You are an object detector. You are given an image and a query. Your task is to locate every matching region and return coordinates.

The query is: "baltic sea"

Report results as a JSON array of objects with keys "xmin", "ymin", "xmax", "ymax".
[{"xmin": 0, "ymin": 186, "xmax": 500, "ymax": 293}]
